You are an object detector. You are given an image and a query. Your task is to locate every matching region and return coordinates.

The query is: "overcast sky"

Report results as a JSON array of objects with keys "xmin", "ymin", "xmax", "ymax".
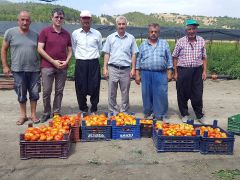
[{"xmin": 10, "ymin": 0, "xmax": 240, "ymax": 18}]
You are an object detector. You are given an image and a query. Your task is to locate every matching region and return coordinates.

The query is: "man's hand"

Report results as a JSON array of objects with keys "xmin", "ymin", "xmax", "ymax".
[
  {"xmin": 130, "ymin": 68, "xmax": 135, "ymax": 78},
  {"xmin": 135, "ymin": 70, "xmax": 141, "ymax": 85},
  {"xmin": 3, "ymin": 66, "xmax": 11, "ymax": 77},
  {"xmin": 52, "ymin": 60, "xmax": 62, "ymax": 69},
  {"xmin": 202, "ymin": 71, "xmax": 207, "ymax": 81},
  {"xmin": 167, "ymin": 69, "xmax": 173, "ymax": 82},
  {"xmin": 103, "ymin": 67, "xmax": 108, "ymax": 79},
  {"xmin": 59, "ymin": 60, "xmax": 68, "ymax": 69}
]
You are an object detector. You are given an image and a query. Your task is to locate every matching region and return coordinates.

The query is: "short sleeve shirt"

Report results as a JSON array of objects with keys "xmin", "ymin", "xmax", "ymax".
[
  {"xmin": 172, "ymin": 35, "xmax": 207, "ymax": 67},
  {"xmin": 4, "ymin": 27, "xmax": 39, "ymax": 72},
  {"xmin": 102, "ymin": 32, "xmax": 139, "ymax": 66},
  {"xmin": 38, "ymin": 26, "xmax": 72, "ymax": 68}
]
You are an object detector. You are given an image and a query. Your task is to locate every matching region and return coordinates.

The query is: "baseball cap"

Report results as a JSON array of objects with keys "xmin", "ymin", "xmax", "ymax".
[
  {"xmin": 80, "ymin": 10, "xmax": 92, "ymax": 17},
  {"xmin": 186, "ymin": 19, "xmax": 199, "ymax": 26}
]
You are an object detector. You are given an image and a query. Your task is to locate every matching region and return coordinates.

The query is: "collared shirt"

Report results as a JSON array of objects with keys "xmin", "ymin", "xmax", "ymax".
[
  {"xmin": 71, "ymin": 28, "xmax": 102, "ymax": 60},
  {"xmin": 102, "ymin": 32, "xmax": 139, "ymax": 66},
  {"xmin": 172, "ymin": 35, "xmax": 207, "ymax": 67},
  {"xmin": 136, "ymin": 39, "xmax": 173, "ymax": 71},
  {"xmin": 38, "ymin": 26, "xmax": 72, "ymax": 68}
]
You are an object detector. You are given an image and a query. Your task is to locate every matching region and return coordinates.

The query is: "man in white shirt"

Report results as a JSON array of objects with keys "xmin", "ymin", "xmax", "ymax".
[{"xmin": 72, "ymin": 10, "xmax": 102, "ymax": 115}]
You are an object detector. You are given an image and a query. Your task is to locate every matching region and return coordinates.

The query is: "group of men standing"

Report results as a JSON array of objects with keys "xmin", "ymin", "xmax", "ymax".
[{"xmin": 1, "ymin": 8, "xmax": 207, "ymax": 125}]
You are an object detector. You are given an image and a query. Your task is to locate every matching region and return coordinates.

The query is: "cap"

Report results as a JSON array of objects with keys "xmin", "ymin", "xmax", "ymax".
[
  {"xmin": 80, "ymin": 10, "xmax": 92, "ymax": 17},
  {"xmin": 186, "ymin": 19, "xmax": 199, "ymax": 26}
]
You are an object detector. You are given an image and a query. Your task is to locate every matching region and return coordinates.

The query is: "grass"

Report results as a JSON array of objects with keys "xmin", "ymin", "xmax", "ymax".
[{"xmin": 213, "ymin": 169, "xmax": 240, "ymax": 180}]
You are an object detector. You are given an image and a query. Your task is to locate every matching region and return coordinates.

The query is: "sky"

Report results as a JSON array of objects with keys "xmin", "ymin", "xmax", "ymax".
[{"xmin": 10, "ymin": 0, "xmax": 240, "ymax": 18}]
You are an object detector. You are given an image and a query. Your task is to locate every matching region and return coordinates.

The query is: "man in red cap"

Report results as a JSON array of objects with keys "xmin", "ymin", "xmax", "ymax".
[
  {"xmin": 72, "ymin": 10, "xmax": 102, "ymax": 115},
  {"xmin": 172, "ymin": 19, "xmax": 207, "ymax": 124}
]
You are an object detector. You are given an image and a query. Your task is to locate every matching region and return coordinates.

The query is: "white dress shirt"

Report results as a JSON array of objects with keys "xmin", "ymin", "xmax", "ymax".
[{"xmin": 72, "ymin": 28, "xmax": 102, "ymax": 60}]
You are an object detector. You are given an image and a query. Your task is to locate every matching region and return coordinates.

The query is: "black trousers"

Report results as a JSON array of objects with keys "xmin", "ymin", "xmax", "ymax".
[
  {"xmin": 176, "ymin": 66, "xmax": 204, "ymax": 119},
  {"xmin": 75, "ymin": 59, "xmax": 101, "ymax": 113}
]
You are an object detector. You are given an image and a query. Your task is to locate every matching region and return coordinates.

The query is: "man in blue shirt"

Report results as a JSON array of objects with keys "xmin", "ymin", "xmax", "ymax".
[
  {"xmin": 135, "ymin": 23, "xmax": 173, "ymax": 120},
  {"xmin": 103, "ymin": 16, "xmax": 139, "ymax": 114}
]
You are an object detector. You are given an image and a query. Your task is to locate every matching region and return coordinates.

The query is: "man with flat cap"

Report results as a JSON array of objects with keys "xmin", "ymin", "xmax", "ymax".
[
  {"xmin": 72, "ymin": 10, "xmax": 102, "ymax": 115},
  {"xmin": 172, "ymin": 19, "xmax": 207, "ymax": 124}
]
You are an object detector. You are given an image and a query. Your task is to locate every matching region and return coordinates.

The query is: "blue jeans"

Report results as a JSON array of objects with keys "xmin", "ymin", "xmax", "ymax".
[
  {"xmin": 12, "ymin": 71, "xmax": 41, "ymax": 103},
  {"xmin": 141, "ymin": 70, "xmax": 168, "ymax": 118}
]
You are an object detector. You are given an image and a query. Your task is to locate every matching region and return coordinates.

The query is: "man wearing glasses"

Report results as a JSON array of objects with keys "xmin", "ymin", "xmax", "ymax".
[{"xmin": 38, "ymin": 8, "xmax": 72, "ymax": 122}]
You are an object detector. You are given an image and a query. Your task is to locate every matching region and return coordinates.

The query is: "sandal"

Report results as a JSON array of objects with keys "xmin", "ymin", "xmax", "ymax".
[
  {"xmin": 16, "ymin": 117, "xmax": 28, "ymax": 125},
  {"xmin": 30, "ymin": 117, "xmax": 40, "ymax": 124}
]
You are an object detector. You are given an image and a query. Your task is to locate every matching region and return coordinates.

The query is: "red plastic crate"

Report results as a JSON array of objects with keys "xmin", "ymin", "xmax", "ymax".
[
  {"xmin": 70, "ymin": 122, "xmax": 80, "ymax": 142},
  {"xmin": 19, "ymin": 130, "xmax": 72, "ymax": 160}
]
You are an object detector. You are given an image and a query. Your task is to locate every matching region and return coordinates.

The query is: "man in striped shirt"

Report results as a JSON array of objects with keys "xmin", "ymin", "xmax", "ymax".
[
  {"xmin": 172, "ymin": 19, "xmax": 207, "ymax": 124},
  {"xmin": 135, "ymin": 23, "xmax": 173, "ymax": 121}
]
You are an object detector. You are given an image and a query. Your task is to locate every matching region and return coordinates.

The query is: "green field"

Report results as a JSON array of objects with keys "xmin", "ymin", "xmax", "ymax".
[{"xmin": 1, "ymin": 36, "xmax": 240, "ymax": 78}]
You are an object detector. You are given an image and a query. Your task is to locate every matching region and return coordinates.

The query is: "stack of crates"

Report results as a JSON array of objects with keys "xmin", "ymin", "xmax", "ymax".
[{"xmin": 228, "ymin": 114, "xmax": 240, "ymax": 135}]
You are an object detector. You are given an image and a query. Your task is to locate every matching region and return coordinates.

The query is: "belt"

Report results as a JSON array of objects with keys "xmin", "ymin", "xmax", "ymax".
[{"xmin": 108, "ymin": 64, "xmax": 130, "ymax": 70}]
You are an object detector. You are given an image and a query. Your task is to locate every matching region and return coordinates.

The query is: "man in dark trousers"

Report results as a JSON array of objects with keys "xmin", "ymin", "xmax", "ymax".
[
  {"xmin": 72, "ymin": 10, "xmax": 102, "ymax": 115},
  {"xmin": 172, "ymin": 19, "xmax": 207, "ymax": 124}
]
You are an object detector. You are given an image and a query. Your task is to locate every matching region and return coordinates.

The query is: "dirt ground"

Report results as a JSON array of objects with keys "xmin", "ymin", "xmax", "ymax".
[{"xmin": 0, "ymin": 79, "xmax": 240, "ymax": 180}]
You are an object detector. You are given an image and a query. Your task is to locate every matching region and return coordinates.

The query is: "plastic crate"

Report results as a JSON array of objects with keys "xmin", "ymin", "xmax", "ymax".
[
  {"xmin": 111, "ymin": 119, "xmax": 140, "ymax": 140},
  {"xmin": 140, "ymin": 123, "xmax": 152, "ymax": 138},
  {"xmin": 228, "ymin": 114, "xmax": 240, "ymax": 135},
  {"xmin": 152, "ymin": 127, "xmax": 201, "ymax": 152},
  {"xmin": 19, "ymin": 130, "xmax": 72, "ymax": 160},
  {"xmin": 81, "ymin": 120, "xmax": 111, "ymax": 142},
  {"xmin": 71, "ymin": 123, "xmax": 80, "ymax": 142},
  {"xmin": 198, "ymin": 120, "xmax": 235, "ymax": 155}
]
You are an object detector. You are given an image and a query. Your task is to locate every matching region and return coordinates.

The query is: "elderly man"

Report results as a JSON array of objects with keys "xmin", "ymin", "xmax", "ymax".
[
  {"xmin": 172, "ymin": 19, "xmax": 207, "ymax": 124},
  {"xmin": 72, "ymin": 10, "xmax": 102, "ymax": 115},
  {"xmin": 38, "ymin": 8, "xmax": 72, "ymax": 122},
  {"xmin": 103, "ymin": 16, "xmax": 139, "ymax": 114},
  {"xmin": 1, "ymin": 11, "xmax": 40, "ymax": 125},
  {"xmin": 135, "ymin": 23, "xmax": 173, "ymax": 120}
]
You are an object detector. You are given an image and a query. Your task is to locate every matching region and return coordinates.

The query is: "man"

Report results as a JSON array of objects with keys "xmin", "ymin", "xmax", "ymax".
[
  {"xmin": 135, "ymin": 23, "xmax": 173, "ymax": 120},
  {"xmin": 1, "ymin": 11, "xmax": 40, "ymax": 125},
  {"xmin": 172, "ymin": 19, "xmax": 207, "ymax": 124},
  {"xmin": 71, "ymin": 10, "xmax": 102, "ymax": 115},
  {"xmin": 103, "ymin": 16, "xmax": 139, "ymax": 114},
  {"xmin": 38, "ymin": 8, "xmax": 72, "ymax": 122}
]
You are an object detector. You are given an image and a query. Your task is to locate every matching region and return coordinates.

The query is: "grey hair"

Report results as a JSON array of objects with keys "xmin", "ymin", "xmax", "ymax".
[
  {"xmin": 148, "ymin": 23, "xmax": 160, "ymax": 29},
  {"xmin": 115, "ymin": 16, "xmax": 128, "ymax": 24},
  {"xmin": 17, "ymin": 11, "xmax": 31, "ymax": 20}
]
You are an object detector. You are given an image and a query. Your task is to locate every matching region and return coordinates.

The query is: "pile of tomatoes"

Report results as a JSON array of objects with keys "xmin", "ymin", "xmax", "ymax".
[
  {"xmin": 23, "ymin": 114, "xmax": 81, "ymax": 141},
  {"xmin": 83, "ymin": 114, "xmax": 108, "ymax": 126},
  {"xmin": 155, "ymin": 123, "xmax": 196, "ymax": 136},
  {"xmin": 24, "ymin": 124, "xmax": 69, "ymax": 141},
  {"xmin": 196, "ymin": 126, "xmax": 228, "ymax": 138},
  {"xmin": 110, "ymin": 112, "xmax": 137, "ymax": 126}
]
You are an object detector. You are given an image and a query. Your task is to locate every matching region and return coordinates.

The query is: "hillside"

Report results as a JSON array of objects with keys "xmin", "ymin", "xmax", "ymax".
[{"xmin": 1, "ymin": 1, "xmax": 240, "ymax": 29}]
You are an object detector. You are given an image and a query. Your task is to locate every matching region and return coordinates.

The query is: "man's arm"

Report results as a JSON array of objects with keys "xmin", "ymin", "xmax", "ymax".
[
  {"xmin": 37, "ymin": 42, "xmax": 61, "ymax": 69},
  {"xmin": 59, "ymin": 46, "xmax": 72, "ymax": 69},
  {"xmin": 202, "ymin": 58, "xmax": 207, "ymax": 80},
  {"xmin": 173, "ymin": 57, "xmax": 178, "ymax": 81},
  {"xmin": 1, "ymin": 40, "xmax": 11, "ymax": 76},
  {"xmin": 103, "ymin": 53, "xmax": 110, "ymax": 79},
  {"xmin": 130, "ymin": 53, "xmax": 136, "ymax": 78}
]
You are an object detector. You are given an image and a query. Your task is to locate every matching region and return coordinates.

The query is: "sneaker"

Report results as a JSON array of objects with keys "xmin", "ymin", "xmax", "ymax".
[
  {"xmin": 40, "ymin": 114, "xmax": 51, "ymax": 123},
  {"xmin": 144, "ymin": 113, "xmax": 153, "ymax": 119},
  {"xmin": 91, "ymin": 112, "xmax": 96, "ymax": 115},
  {"xmin": 181, "ymin": 116, "xmax": 189, "ymax": 123},
  {"xmin": 197, "ymin": 116, "xmax": 206, "ymax": 124}
]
